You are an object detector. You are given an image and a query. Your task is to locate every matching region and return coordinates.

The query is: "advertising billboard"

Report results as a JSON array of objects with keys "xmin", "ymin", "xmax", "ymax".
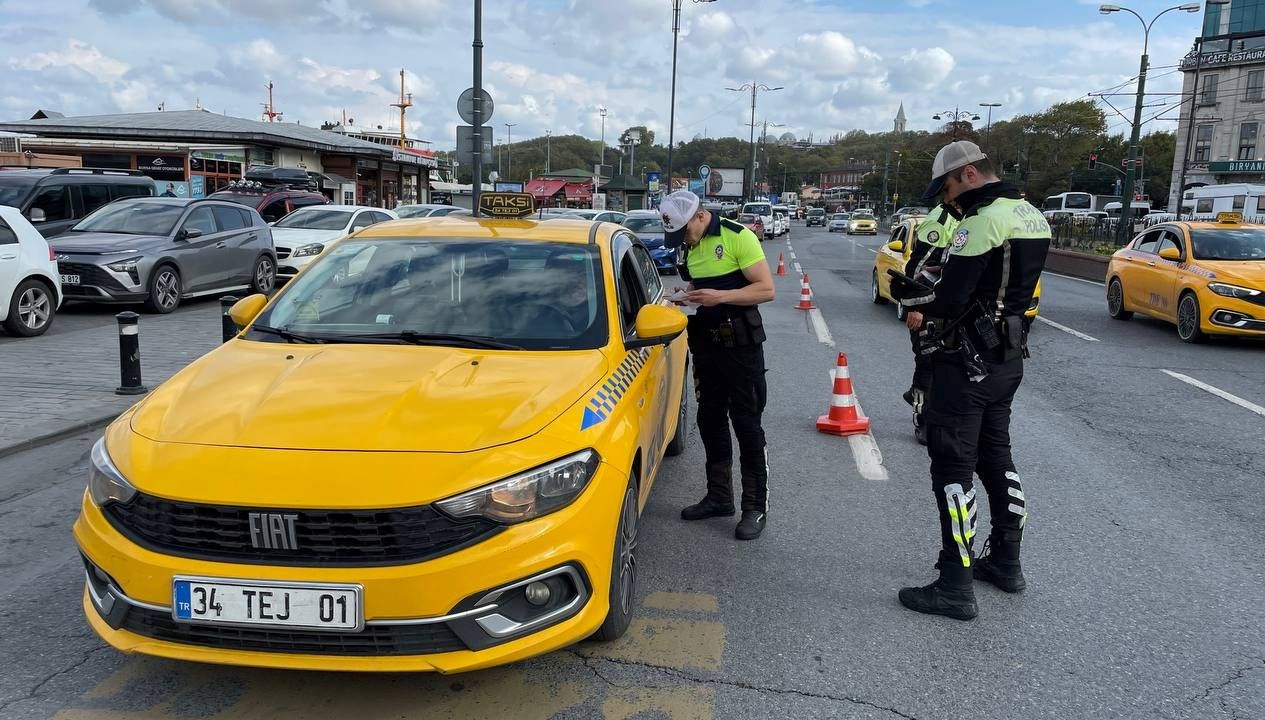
[{"xmin": 705, "ymin": 167, "xmax": 745, "ymax": 198}]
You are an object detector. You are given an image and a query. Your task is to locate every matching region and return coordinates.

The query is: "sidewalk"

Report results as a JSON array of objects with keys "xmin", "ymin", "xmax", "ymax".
[{"xmin": 0, "ymin": 303, "xmax": 224, "ymax": 456}]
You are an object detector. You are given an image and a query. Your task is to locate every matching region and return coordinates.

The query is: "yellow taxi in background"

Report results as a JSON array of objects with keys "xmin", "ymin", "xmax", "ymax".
[
  {"xmin": 74, "ymin": 193, "xmax": 691, "ymax": 673},
  {"xmin": 847, "ymin": 212, "xmax": 878, "ymax": 235},
  {"xmin": 1107, "ymin": 212, "xmax": 1265, "ymax": 342},
  {"xmin": 870, "ymin": 218, "xmax": 1040, "ymax": 320}
]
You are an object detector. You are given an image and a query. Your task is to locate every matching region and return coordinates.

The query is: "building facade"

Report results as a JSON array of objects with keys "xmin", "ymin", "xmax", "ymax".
[{"xmin": 1170, "ymin": 0, "xmax": 1265, "ymax": 211}]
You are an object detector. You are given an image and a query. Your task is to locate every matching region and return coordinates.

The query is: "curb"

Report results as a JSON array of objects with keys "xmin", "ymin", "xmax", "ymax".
[{"xmin": 0, "ymin": 411, "xmax": 121, "ymax": 461}]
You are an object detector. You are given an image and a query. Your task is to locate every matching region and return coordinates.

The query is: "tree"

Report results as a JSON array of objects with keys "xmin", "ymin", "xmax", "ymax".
[{"xmin": 618, "ymin": 126, "xmax": 655, "ymax": 149}]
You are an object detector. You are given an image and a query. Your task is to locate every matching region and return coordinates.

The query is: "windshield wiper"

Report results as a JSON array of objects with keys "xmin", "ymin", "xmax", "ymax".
[
  {"xmin": 343, "ymin": 331, "xmax": 523, "ymax": 350},
  {"xmin": 250, "ymin": 324, "xmax": 328, "ymax": 344}
]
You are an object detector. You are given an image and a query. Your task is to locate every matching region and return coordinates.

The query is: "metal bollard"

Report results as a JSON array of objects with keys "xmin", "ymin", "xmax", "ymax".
[
  {"xmin": 115, "ymin": 312, "xmax": 148, "ymax": 396},
  {"xmin": 220, "ymin": 295, "xmax": 240, "ymax": 343}
]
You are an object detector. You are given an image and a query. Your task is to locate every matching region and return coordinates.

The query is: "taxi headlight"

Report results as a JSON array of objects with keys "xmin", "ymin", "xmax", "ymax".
[
  {"xmin": 87, "ymin": 437, "xmax": 137, "ymax": 507},
  {"xmin": 436, "ymin": 450, "xmax": 600, "ymax": 524},
  {"xmin": 1208, "ymin": 282, "xmax": 1261, "ymax": 299},
  {"xmin": 293, "ymin": 243, "xmax": 325, "ymax": 258}
]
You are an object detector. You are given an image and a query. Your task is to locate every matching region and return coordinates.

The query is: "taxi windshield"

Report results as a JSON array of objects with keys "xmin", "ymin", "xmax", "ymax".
[
  {"xmin": 853, "ymin": 213, "xmax": 875, "ymax": 220},
  {"xmin": 1190, "ymin": 227, "xmax": 1265, "ymax": 261},
  {"xmin": 250, "ymin": 238, "xmax": 608, "ymax": 350}
]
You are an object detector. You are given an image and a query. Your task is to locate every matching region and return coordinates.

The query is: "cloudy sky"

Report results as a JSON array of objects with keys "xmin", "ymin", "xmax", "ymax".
[{"xmin": 1, "ymin": 0, "xmax": 1206, "ymax": 149}]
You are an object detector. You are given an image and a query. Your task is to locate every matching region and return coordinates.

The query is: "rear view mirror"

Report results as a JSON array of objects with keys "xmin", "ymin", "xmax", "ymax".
[
  {"xmin": 1159, "ymin": 247, "xmax": 1181, "ymax": 261},
  {"xmin": 351, "ymin": 225, "xmax": 366, "ymax": 233},
  {"xmin": 177, "ymin": 228, "xmax": 203, "ymax": 241},
  {"xmin": 888, "ymin": 240, "xmax": 905, "ymax": 252},
  {"xmin": 229, "ymin": 294, "xmax": 268, "ymax": 328},
  {"xmin": 627, "ymin": 304, "xmax": 688, "ymax": 350},
  {"xmin": 28, "ymin": 208, "xmax": 46, "ymax": 223}
]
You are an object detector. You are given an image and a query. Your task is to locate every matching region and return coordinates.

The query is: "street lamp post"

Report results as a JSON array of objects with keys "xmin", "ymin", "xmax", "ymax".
[
  {"xmin": 599, "ymin": 107, "xmax": 607, "ymax": 171},
  {"xmin": 979, "ymin": 102, "xmax": 1003, "ymax": 143},
  {"xmin": 726, "ymin": 82, "xmax": 784, "ymax": 200},
  {"xmin": 545, "ymin": 129, "xmax": 551, "ymax": 174},
  {"xmin": 932, "ymin": 106, "xmax": 982, "ymax": 141},
  {"xmin": 1100, "ymin": 2, "xmax": 1202, "ymax": 240},
  {"xmin": 504, "ymin": 122, "xmax": 516, "ymax": 180},
  {"xmin": 666, "ymin": 0, "xmax": 718, "ymax": 198}
]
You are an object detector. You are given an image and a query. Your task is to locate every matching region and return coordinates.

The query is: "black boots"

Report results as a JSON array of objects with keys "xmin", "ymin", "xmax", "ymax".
[
  {"xmin": 734, "ymin": 510, "xmax": 766, "ymax": 540},
  {"xmin": 898, "ymin": 557, "xmax": 978, "ymax": 621},
  {"xmin": 680, "ymin": 496, "xmax": 735, "ymax": 521},
  {"xmin": 974, "ymin": 532, "xmax": 1026, "ymax": 593}
]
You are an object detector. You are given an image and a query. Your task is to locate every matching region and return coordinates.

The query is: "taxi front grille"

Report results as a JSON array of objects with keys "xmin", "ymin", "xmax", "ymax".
[
  {"xmin": 120, "ymin": 606, "xmax": 468, "ymax": 656},
  {"xmin": 103, "ymin": 493, "xmax": 501, "ymax": 567}
]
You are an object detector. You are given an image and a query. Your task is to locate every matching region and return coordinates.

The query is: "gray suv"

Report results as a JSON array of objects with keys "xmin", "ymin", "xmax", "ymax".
[
  {"xmin": 0, "ymin": 167, "xmax": 155, "ymax": 238},
  {"xmin": 51, "ymin": 198, "xmax": 276, "ymax": 313}
]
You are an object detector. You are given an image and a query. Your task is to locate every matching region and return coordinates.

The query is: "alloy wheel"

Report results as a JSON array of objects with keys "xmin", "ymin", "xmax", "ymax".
[{"xmin": 17, "ymin": 286, "xmax": 51, "ymax": 330}]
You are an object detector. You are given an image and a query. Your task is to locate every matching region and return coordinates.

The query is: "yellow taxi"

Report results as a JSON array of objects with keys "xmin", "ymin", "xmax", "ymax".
[
  {"xmin": 870, "ymin": 218, "xmax": 1040, "ymax": 319},
  {"xmin": 74, "ymin": 193, "xmax": 691, "ymax": 673},
  {"xmin": 847, "ymin": 212, "xmax": 878, "ymax": 235},
  {"xmin": 1107, "ymin": 212, "xmax": 1265, "ymax": 342}
]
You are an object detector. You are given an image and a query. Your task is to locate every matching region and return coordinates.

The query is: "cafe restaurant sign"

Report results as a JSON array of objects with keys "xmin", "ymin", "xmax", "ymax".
[
  {"xmin": 1182, "ymin": 46, "xmax": 1265, "ymax": 70},
  {"xmin": 1207, "ymin": 160, "xmax": 1265, "ymax": 174}
]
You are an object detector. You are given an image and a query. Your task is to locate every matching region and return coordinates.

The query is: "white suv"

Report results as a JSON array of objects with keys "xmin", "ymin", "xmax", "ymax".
[
  {"xmin": 741, "ymin": 201, "xmax": 775, "ymax": 241},
  {"xmin": 0, "ymin": 205, "xmax": 62, "ymax": 337}
]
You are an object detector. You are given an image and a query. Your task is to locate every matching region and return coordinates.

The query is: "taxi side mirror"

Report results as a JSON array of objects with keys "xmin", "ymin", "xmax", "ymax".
[
  {"xmin": 1159, "ymin": 247, "xmax": 1181, "ymax": 261},
  {"xmin": 627, "ymin": 304, "xmax": 687, "ymax": 350},
  {"xmin": 888, "ymin": 240, "xmax": 905, "ymax": 253},
  {"xmin": 229, "ymin": 294, "xmax": 269, "ymax": 328}
]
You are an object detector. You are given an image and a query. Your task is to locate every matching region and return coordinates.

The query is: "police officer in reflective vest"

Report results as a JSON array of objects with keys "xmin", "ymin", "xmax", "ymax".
[
  {"xmin": 895, "ymin": 141, "xmax": 1050, "ymax": 619},
  {"xmin": 903, "ymin": 202, "xmax": 960, "ymax": 444},
  {"xmin": 661, "ymin": 190, "xmax": 776, "ymax": 540}
]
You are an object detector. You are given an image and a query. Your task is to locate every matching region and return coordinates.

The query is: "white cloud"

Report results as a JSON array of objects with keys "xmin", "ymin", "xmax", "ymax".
[{"xmin": 16, "ymin": 40, "xmax": 129, "ymax": 83}]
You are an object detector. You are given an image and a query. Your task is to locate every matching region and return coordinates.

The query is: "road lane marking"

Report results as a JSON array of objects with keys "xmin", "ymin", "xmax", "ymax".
[
  {"xmin": 865, "ymin": 248, "xmax": 877, "ymax": 254},
  {"xmin": 793, "ymin": 262, "xmax": 803, "ymax": 274},
  {"xmin": 830, "ymin": 369, "xmax": 890, "ymax": 482},
  {"xmin": 809, "ymin": 308, "xmax": 835, "ymax": 347},
  {"xmin": 1035, "ymin": 315, "xmax": 1099, "ymax": 342},
  {"xmin": 1161, "ymin": 370, "xmax": 1265, "ymax": 418},
  {"xmin": 1043, "ymin": 270, "xmax": 1104, "ymax": 286}
]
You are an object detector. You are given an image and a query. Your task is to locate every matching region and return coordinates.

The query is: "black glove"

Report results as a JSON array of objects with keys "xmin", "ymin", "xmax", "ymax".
[{"xmin": 886, "ymin": 269, "xmax": 935, "ymax": 307}]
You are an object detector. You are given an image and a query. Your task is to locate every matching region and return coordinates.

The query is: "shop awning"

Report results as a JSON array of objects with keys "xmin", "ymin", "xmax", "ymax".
[
  {"xmin": 564, "ymin": 182, "xmax": 593, "ymax": 201},
  {"xmin": 526, "ymin": 179, "xmax": 567, "ymax": 199},
  {"xmin": 319, "ymin": 172, "xmax": 356, "ymax": 189}
]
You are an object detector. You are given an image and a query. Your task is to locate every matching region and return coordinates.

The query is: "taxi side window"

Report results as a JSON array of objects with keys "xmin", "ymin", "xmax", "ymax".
[
  {"xmin": 616, "ymin": 252, "xmax": 647, "ymax": 338},
  {"xmin": 1157, "ymin": 232, "xmax": 1184, "ymax": 258},
  {"xmin": 630, "ymin": 243, "xmax": 662, "ymax": 302},
  {"xmin": 1134, "ymin": 230, "xmax": 1162, "ymax": 253}
]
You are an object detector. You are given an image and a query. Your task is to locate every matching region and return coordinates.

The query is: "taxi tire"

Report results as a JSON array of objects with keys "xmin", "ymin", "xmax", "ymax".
[
  {"xmin": 665, "ymin": 365, "xmax": 689, "ymax": 457},
  {"xmin": 1107, "ymin": 277, "xmax": 1133, "ymax": 320},
  {"xmin": 593, "ymin": 476, "xmax": 639, "ymax": 642},
  {"xmin": 871, "ymin": 269, "xmax": 888, "ymax": 305},
  {"xmin": 1177, "ymin": 292, "xmax": 1206, "ymax": 343}
]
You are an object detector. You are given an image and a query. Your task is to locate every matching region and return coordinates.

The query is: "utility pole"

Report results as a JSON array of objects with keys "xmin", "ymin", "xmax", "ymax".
[
  {"xmin": 391, "ymin": 69, "xmax": 413, "ymax": 149},
  {"xmin": 545, "ymin": 129, "xmax": 551, "ymax": 174},
  {"xmin": 471, "ymin": 0, "xmax": 484, "ymax": 214},
  {"xmin": 599, "ymin": 107, "xmax": 607, "ymax": 171},
  {"xmin": 504, "ymin": 122, "xmax": 516, "ymax": 180},
  {"xmin": 726, "ymin": 81, "xmax": 783, "ymax": 200}
]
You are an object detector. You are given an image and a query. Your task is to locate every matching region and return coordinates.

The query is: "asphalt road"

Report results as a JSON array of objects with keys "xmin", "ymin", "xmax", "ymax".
[{"xmin": 1, "ymin": 222, "xmax": 1262, "ymax": 719}]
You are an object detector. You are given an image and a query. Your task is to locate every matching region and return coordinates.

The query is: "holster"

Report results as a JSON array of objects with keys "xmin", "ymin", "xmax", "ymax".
[
  {"xmin": 1002, "ymin": 315, "xmax": 1028, "ymax": 361},
  {"xmin": 688, "ymin": 307, "xmax": 765, "ymax": 348}
]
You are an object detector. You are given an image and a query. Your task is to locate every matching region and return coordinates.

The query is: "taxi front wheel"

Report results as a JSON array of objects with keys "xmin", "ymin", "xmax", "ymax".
[
  {"xmin": 1107, "ymin": 278, "xmax": 1132, "ymax": 320},
  {"xmin": 871, "ymin": 269, "xmax": 888, "ymax": 305},
  {"xmin": 592, "ymin": 477, "xmax": 639, "ymax": 642},
  {"xmin": 1177, "ymin": 293, "xmax": 1206, "ymax": 344}
]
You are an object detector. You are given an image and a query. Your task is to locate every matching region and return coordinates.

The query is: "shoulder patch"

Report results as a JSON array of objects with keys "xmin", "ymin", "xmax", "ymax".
[
  {"xmin": 951, "ymin": 228, "xmax": 969, "ymax": 251},
  {"xmin": 927, "ymin": 230, "xmax": 940, "ymax": 243}
]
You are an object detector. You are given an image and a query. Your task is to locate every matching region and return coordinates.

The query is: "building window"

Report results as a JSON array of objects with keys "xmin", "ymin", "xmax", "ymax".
[
  {"xmin": 1240, "ymin": 123, "xmax": 1259, "ymax": 160},
  {"xmin": 1205, "ymin": 0, "xmax": 1224, "ymax": 35},
  {"xmin": 1249, "ymin": 71, "xmax": 1265, "ymax": 102},
  {"xmin": 1229, "ymin": 0, "xmax": 1265, "ymax": 34},
  {"xmin": 1195, "ymin": 124, "xmax": 1214, "ymax": 162},
  {"xmin": 1201, "ymin": 74, "xmax": 1219, "ymax": 105}
]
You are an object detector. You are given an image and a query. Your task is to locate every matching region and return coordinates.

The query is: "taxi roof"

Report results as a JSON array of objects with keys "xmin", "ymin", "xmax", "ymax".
[{"xmin": 353, "ymin": 215, "xmax": 601, "ymax": 244}]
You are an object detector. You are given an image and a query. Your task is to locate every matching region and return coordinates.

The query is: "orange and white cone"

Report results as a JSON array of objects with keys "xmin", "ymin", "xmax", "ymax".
[
  {"xmin": 796, "ymin": 273, "xmax": 815, "ymax": 310},
  {"xmin": 817, "ymin": 353, "xmax": 871, "ymax": 436},
  {"xmin": 776, "ymin": 253, "xmax": 786, "ymax": 276}
]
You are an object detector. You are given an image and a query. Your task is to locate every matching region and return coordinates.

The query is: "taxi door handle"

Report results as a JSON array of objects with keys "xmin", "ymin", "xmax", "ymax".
[
  {"xmin": 0, "ymin": 253, "xmax": 16, "ymax": 261},
  {"xmin": 1147, "ymin": 261, "xmax": 1157, "ymax": 267},
  {"xmin": 215, "ymin": 241, "xmax": 227, "ymax": 248}
]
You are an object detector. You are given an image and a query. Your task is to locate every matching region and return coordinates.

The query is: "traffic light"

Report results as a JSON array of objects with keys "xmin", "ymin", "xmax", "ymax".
[{"xmin": 1088, "ymin": 153, "xmax": 1098, "ymax": 170}]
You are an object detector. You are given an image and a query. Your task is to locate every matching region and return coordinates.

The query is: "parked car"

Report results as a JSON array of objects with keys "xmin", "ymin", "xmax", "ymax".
[
  {"xmin": 827, "ymin": 213, "xmax": 851, "ymax": 232},
  {"xmin": 805, "ymin": 208, "xmax": 827, "ymax": 227},
  {"xmin": 848, "ymin": 212, "xmax": 878, "ymax": 235},
  {"xmin": 623, "ymin": 210, "xmax": 677, "ymax": 273},
  {"xmin": 772, "ymin": 206, "xmax": 790, "ymax": 235},
  {"xmin": 565, "ymin": 209, "xmax": 628, "ymax": 224},
  {"xmin": 738, "ymin": 212, "xmax": 766, "ymax": 239},
  {"xmin": 51, "ymin": 198, "xmax": 277, "ymax": 314},
  {"xmin": 74, "ymin": 201, "xmax": 691, "ymax": 672},
  {"xmin": 0, "ymin": 167, "xmax": 155, "ymax": 238},
  {"xmin": 0, "ymin": 204, "xmax": 62, "ymax": 337},
  {"xmin": 271, "ymin": 205, "xmax": 398, "ymax": 280},
  {"xmin": 394, "ymin": 203, "xmax": 453, "ymax": 218},
  {"xmin": 208, "ymin": 178, "xmax": 327, "ymax": 224}
]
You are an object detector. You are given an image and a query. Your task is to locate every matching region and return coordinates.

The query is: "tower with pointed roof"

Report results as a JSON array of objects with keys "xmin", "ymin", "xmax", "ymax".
[{"xmin": 894, "ymin": 103, "xmax": 907, "ymax": 134}]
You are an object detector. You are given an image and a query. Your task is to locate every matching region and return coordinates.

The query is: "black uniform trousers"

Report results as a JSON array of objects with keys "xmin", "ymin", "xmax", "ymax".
[
  {"xmin": 688, "ymin": 333, "xmax": 769, "ymax": 512},
  {"xmin": 923, "ymin": 351, "xmax": 1027, "ymax": 567}
]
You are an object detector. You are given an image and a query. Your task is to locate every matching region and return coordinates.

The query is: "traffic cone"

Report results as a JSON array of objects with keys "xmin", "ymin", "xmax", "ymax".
[
  {"xmin": 796, "ymin": 273, "xmax": 815, "ymax": 310},
  {"xmin": 776, "ymin": 253, "xmax": 786, "ymax": 276},
  {"xmin": 817, "ymin": 353, "xmax": 871, "ymax": 436}
]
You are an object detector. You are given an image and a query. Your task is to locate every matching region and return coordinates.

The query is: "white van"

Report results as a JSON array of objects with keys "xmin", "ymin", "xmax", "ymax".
[
  {"xmin": 741, "ymin": 201, "xmax": 774, "ymax": 241},
  {"xmin": 1180, "ymin": 183, "xmax": 1265, "ymax": 219}
]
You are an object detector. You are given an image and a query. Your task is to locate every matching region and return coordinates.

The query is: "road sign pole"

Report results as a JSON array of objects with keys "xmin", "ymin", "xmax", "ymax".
[{"xmin": 471, "ymin": 0, "xmax": 484, "ymax": 216}]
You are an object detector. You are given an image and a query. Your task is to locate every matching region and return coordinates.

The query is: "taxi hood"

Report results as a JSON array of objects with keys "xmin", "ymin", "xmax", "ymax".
[
  {"xmin": 129, "ymin": 342, "xmax": 608, "ymax": 452},
  {"xmin": 1198, "ymin": 260, "xmax": 1265, "ymax": 285}
]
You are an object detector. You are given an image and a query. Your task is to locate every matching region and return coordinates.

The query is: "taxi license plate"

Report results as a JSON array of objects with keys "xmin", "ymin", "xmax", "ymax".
[
  {"xmin": 60, "ymin": 274, "xmax": 80, "ymax": 285},
  {"xmin": 172, "ymin": 576, "xmax": 362, "ymax": 631}
]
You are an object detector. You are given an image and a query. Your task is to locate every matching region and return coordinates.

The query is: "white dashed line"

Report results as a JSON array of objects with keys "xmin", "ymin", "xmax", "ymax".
[
  {"xmin": 809, "ymin": 308, "xmax": 835, "ymax": 347},
  {"xmin": 1043, "ymin": 271, "xmax": 1104, "ymax": 286},
  {"xmin": 865, "ymin": 248, "xmax": 878, "ymax": 254},
  {"xmin": 1161, "ymin": 370, "xmax": 1265, "ymax": 418},
  {"xmin": 793, "ymin": 262, "xmax": 803, "ymax": 274},
  {"xmin": 829, "ymin": 368, "xmax": 889, "ymax": 482},
  {"xmin": 1035, "ymin": 316, "xmax": 1099, "ymax": 342}
]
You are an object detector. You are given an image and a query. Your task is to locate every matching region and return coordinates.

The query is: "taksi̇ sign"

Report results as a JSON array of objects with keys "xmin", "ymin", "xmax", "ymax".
[
  {"xmin": 477, "ymin": 191, "xmax": 535, "ymax": 218},
  {"xmin": 1207, "ymin": 160, "xmax": 1265, "ymax": 174}
]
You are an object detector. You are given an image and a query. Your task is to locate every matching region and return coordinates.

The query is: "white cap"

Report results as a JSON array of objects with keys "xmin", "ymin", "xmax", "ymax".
[
  {"xmin": 922, "ymin": 140, "xmax": 988, "ymax": 200},
  {"xmin": 660, "ymin": 190, "xmax": 701, "ymax": 247}
]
